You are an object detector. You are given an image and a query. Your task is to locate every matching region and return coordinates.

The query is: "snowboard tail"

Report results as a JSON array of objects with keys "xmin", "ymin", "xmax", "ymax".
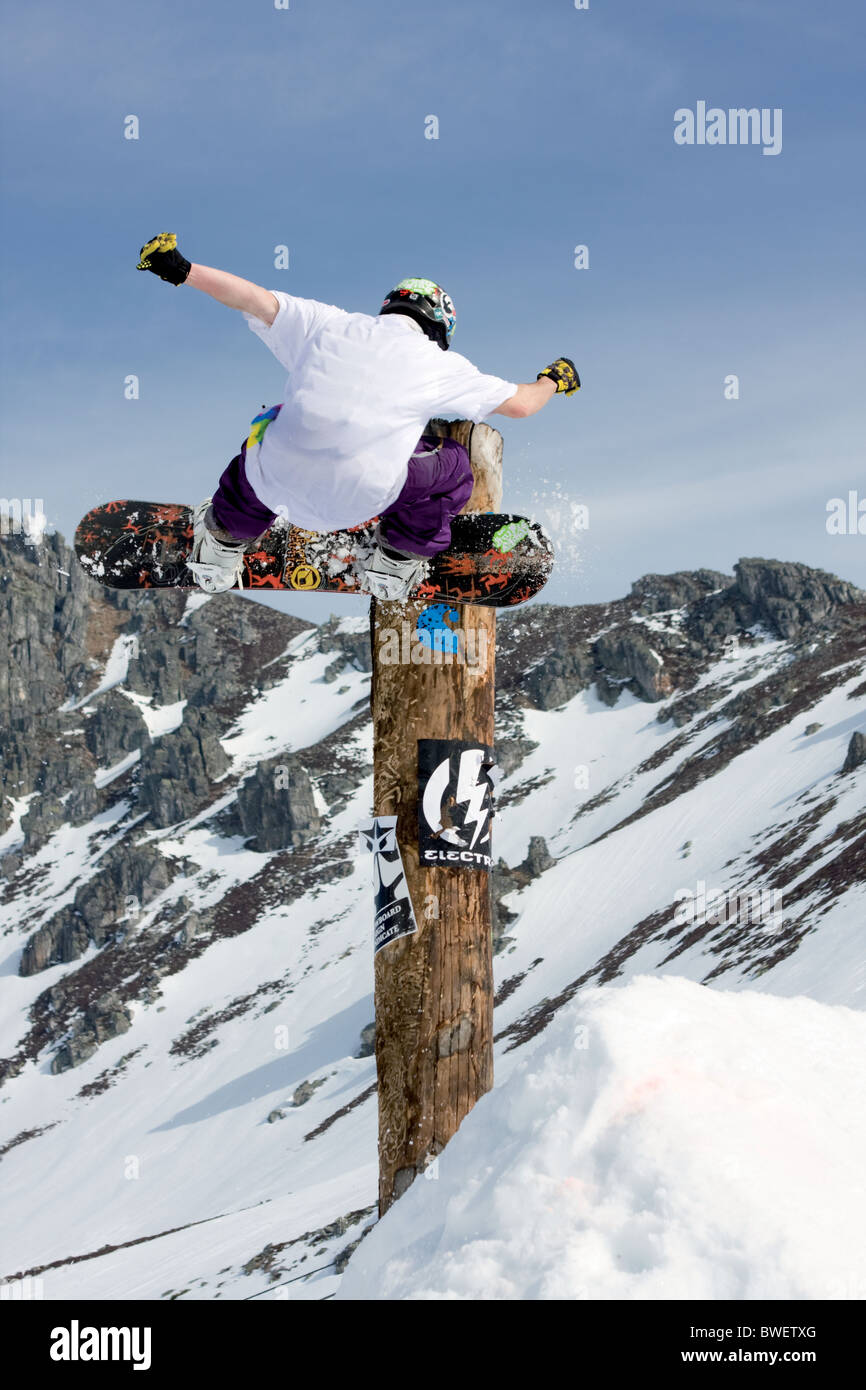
[{"xmin": 74, "ymin": 502, "xmax": 554, "ymax": 608}]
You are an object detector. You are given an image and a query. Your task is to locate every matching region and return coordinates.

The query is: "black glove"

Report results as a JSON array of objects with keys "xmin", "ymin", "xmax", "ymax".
[
  {"xmin": 537, "ymin": 357, "xmax": 580, "ymax": 396},
  {"xmin": 137, "ymin": 232, "xmax": 191, "ymax": 286}
]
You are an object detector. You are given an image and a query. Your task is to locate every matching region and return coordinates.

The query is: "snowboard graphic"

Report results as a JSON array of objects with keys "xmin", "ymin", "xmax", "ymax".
[{"xmin": 74, "ymin": 502, "xmax": 554, "ymax": 608}]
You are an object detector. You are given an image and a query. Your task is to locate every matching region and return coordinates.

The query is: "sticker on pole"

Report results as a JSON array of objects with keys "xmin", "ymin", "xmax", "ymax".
[
  {"xmin": 418, "ymin": 739, "xmax": 495, "ymax": 871},
  {"xmin": 359, "ymin": 816, "xmax": 418, "ymax": 954},
  {"xmin": 416, "ymin": 603, "xmax": 461, "ymax": 655}
]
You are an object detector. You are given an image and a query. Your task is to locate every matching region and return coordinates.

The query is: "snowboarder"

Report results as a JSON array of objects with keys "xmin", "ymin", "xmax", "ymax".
[{"xmin": 137, "ymin": 233, "xmax": 579, "ymax": 598}]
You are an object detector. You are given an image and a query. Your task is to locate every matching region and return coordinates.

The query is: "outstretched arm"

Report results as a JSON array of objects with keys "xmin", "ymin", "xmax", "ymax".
[
  {"xmin": 137, "ymin": 233, "xmax": 279, "ymax": 325},
  {"xmin": 185, "ymin": 264, "xmax": 279, "ymax": 325},
  {"xmin": 494, "ymin": 378, "xmax": 556, "ymax": 418},
  {"xmin": 493, "ymin": 357, "xmax": 580, "ymax": 417}
]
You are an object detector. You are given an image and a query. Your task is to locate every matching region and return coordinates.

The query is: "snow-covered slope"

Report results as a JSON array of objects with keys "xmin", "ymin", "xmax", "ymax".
[
  {"xmin": 1, "ymin": 534, "xmax": 864, "ymax": 1299},
  {"xmin": 338, "ymin": 977, "xmax": 866, "ymax": 1301}
]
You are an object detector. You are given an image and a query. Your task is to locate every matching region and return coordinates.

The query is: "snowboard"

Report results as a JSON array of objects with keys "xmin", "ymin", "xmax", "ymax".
[{"xmin": 74, "ymin": 502, "xmax": 554, "ymax": 608}]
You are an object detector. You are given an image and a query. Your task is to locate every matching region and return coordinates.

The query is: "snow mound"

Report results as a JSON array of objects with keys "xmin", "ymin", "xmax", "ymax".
[{"xmin": 337, "ymin": 977, "xmax": 866, "ymax": 1301}]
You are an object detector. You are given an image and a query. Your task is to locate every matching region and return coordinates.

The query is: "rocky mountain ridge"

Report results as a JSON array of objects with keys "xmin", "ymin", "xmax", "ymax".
[{"xmin": 2, "ymin": 531, "xmax": 864, "ymax": 1085}]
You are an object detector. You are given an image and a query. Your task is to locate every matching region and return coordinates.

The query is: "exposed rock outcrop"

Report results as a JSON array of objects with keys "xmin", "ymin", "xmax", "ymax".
[
  {"xmin": 498, "ymin": 561, "xmax": 864, "ymax": 714},
  {"xmin": 293, "ymin": 1077, "xmax": 326, "ymax": 1106},
  {"xmin": 20, "ymin": 843, "xmax": 176, "ymax": 975},
  {"xmin": 317, "ymin": 614, "xmax": 373, "ymax": 676},
  {"xmin": 630, "ymin": 570, "xmax": 729, "ymax": 614},
  {"xmin": 83, "ymin": 689, "xmax": 149, "ymax": 766},
  {"xmin": 842, "ymin": 732, "xmax": 866, "ymax": 775},
  {"xmin": 138, "ymin": 706, "xmax": 229, "ymax": 827},
  {"xmin": 733, "ymin": 558, "xmax": 862, "ymax": 638},
  {"xmin": 50, "ymin": 993, "xmax": 133, "ymax": 1073},
  {"xmin": 19, "ymin": 793, "xmax": 68, "ymax": 850},
  {"xmin": 235, "ymin": 754, "xmax": 322, "ymax": 852},
  {"xmin": 492, "ymin": 835, "xmax": 556, "ymax": 950},
  {"xmin": 594, "ymin": 629, "xmax": 672, "ymax": 704}
]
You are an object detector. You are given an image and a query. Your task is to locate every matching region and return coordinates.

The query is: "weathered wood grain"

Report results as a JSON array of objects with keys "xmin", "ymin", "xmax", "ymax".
[{"xmin": 371, "ymin": 420, "xmax": 501, "ymax": 1213}]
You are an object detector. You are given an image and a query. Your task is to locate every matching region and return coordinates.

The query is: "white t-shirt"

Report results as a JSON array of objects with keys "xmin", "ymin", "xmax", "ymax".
[{"xmin": 241, "ymin": 292, "xmax": 518, "ymax": 531}]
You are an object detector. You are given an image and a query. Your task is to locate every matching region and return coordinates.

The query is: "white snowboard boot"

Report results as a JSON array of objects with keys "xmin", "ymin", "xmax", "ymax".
[
  {"xmin": 362, "ymin": 526, "xmax": 428, "ymax": 600},
  {"xmin": 188, "ymin": 499, "xmax": 246, "ymax": 593}
]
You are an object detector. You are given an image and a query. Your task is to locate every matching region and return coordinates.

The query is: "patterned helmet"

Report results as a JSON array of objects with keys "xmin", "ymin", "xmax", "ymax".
[{"xmin": 378, "ymin": 277, "xmax": 456, "ymax": 350}]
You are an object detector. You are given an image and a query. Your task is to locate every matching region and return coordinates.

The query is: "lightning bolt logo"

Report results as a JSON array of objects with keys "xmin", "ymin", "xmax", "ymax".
[
  {"xmin": 420, "ymin": 746, "xmax": 493, "ymax": 850},
  {"xmin": 455, "ymin": 749, "xmax": 491, "ymax": 850}
]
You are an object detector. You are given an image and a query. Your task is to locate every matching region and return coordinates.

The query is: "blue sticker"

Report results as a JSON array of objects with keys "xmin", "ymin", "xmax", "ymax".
[{"xmin": 417, "ymin": 603, "xmax": 461, "ymax": 654}]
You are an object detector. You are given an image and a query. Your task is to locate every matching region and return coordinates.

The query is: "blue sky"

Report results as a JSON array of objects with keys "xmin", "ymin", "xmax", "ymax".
[{"xmin": 1, "ymin": 0, "xmax": 864, "ymax": 619}]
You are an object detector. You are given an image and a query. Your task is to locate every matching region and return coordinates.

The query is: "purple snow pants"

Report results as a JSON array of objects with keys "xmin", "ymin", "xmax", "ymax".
[
  {"xmin": 378, "ymin": 434, "xmax": 474, "ymax": 557},
  {"xmin": 211, "ymin": 421, "xmax": 473, "ymax": 558}
]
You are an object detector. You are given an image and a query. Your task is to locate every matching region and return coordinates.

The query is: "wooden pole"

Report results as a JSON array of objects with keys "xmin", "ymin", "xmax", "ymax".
[{"xmin": 370, "ymin": 419, "xmax": 501, "ymax": 1214}]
